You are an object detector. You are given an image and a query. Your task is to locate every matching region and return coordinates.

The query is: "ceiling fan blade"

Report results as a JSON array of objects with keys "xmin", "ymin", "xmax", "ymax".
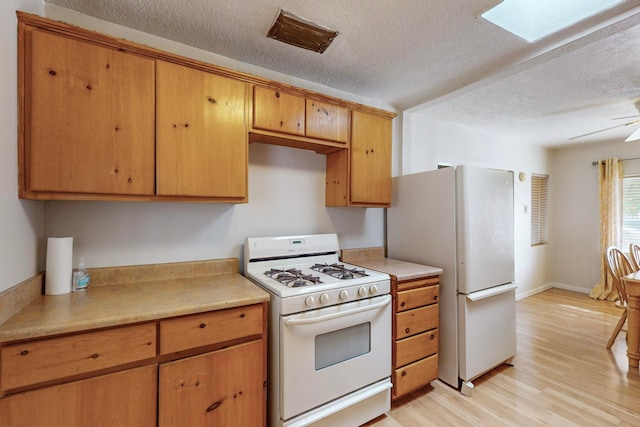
[
  {"xmin": 612, "ymin": 115, "xmax": 640, "ymax": 120},
  {"xmin": 625, "ymin": 126, "xmax": 640, "ymax": 142},
  {"xmin": 569, "ymin": 121, "xmax": 637, "ymax": 140}
]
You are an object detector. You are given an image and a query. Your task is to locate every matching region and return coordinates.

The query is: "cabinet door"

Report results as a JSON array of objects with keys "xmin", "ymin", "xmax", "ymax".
[
  {"xmin": 0, "ymin": 364, "xmax": 157, "ymax": 427},
  {"xmin": 350, "ymin": 111, "xmax": 392, "ymax": 205},
  {"xmin": 253, "ymin": 86, "xmax": 305, "ymax": 136},
  {"xmin": 156, "ymin": 61, "xmax": 247, "ymax": 198},
  {"xmin": 27, "ymin": 29, "xmax": 155, "ymax": 195},
  {"xmin": 306, "ymin": 99, "xmax": 349, "ymax": 143},
  {"xmin": 159, "ymin": 340, "xmax": 265, "ymax": 427}
]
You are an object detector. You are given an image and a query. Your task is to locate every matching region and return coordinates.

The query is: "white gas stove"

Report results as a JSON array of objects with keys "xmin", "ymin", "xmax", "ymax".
[{"xmin": 244, "ymin": 234, "xmax": 392, "ymax": 427}]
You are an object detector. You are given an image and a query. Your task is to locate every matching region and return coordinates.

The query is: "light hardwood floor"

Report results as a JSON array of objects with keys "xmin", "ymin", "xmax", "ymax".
[{"xmin": 366, "ymin": 288, "xmax": 640, "ymax": 426}]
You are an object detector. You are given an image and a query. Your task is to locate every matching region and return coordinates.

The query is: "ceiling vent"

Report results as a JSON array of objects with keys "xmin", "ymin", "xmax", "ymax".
[{"xmin": 267, "ymin": 9, "xmax": 339, "ymax": 54}]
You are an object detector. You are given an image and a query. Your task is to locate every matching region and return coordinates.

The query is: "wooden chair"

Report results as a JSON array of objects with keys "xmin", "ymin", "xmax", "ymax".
[
  {"xmin": 605, "ymin": 246, "xmax": 633, "ymax": 348},
  {"xmin": 629, "ymin": 243, "xmax": 640, "ymax": 271}
]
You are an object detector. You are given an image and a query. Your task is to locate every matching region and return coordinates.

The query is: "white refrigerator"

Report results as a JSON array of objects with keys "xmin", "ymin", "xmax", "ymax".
[{"xmin": 386, "ymin": 165, "xmax": 516, "ymax": 396}]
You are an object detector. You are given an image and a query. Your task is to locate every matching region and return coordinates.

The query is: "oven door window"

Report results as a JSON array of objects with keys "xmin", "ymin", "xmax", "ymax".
[{"xmin": 315, "ymin": 322, "xmax": 370, "ymax": 370}]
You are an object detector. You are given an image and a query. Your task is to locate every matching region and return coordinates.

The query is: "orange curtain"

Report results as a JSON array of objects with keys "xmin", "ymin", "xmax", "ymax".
[{"xmin": 590, "ymin": 158, "xmax": 624, "ymax": 300}]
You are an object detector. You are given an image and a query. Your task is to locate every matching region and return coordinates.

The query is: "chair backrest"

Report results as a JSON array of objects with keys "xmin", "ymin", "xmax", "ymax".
[
  {"xmin": 606, "ymin": 246, "xmax": 632, "ymax": 306},
  {"xmin": 630, "ymin": 243, "xmax": 640, "ymax": 271}
]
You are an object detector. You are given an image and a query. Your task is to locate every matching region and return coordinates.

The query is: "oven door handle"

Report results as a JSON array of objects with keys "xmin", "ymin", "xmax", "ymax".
[{"xmin": 284, "ymin": 295, "xmax": 391, "ymax": 326}]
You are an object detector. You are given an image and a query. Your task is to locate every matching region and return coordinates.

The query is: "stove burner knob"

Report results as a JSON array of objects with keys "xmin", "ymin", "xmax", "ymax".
[
  {"xmin": 319, "ymin": 293, "xmax": 329, "ymax": 304},
  {"xmin": 305, "ymin": 296, "xmax": 315, "ymax": 307},
  {"xmin": 358, "ymin": 287, "xmax": 367, "ymax": 297},
  {"xmin": 339, "ymin": 290, "xmax": 349, "ymax": 300},
  {"xmin": 369, "ymin": 285, "xmax": 378, "ymax": 295}
]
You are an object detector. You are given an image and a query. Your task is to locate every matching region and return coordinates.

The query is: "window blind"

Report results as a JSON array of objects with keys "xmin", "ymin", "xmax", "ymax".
[
  {"xmin": 622, "ymin": 176, "xmax": 640, "ymax": 250},
  {"xmin": 531, "ymin": 174, "xmax": 549, "ymax": 246}
]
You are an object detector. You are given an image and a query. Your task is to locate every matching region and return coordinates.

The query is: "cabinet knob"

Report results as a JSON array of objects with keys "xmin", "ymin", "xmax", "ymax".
[
  {"xmin": 20, "ymin": 350, "xmax": 29, "ymax": 356},
  {"xmin": 199, "ymin": 323, "xmax": 206, "ymax": 328},
  {"xmin": 207, "ymin": 97, "xmax": 216, "ymax": 104},
  {"xmin": 430, "ymin": 334, "xmax": 435, "ymax": 340},
  {"xmin": 400, "ymin": 301, "xmax": 406, "ymax": 307},
  {"xmin": 405, "ymin": 328, "xmax": 410, "ymax": 334},
  {"xmin": 275, "ymin": 92, "xmax": 280, "ymax": 98},
  {"xmin": 434, "ymin": 295, "xmax": 438, "ymax": 301},
  {"xmin": 401, "ymin": 371, "xmax": 407, "ymax": 377}
]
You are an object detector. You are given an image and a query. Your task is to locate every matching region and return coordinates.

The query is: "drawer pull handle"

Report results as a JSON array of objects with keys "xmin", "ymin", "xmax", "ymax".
[
  {"xmin": 430, "ymin": 334, "xmax": 435, "ymax": 340},
  {"xmin": 20, "ymin": 350, "xmax": 29, "ymax": 356},
  {"xmin": 199, "ymin": 323, "xmax": 206, "ymax": 329},
  {"xmin": 240, "ymin": 313, "xmax": 246, "ymax": 318},
  {"xmin": 434, "ymin": 295, "xmax": 438, "ymax": 301},
  {"xmin": 400, "ymin": 302, "xmax": 406, "ymax": 307},
  {"xmin": 206, "ymin": 400, "xmax": 222, "ymax": 412},
  {"xmin": 401, "ymin": 371, "xmax": 407, "ymax": 377},
  {"xmin": 207, "ymin": 97, "xmax": 216, "ymax": 104},
  {"xmin": 90, "ymin": 353, "xmax": 100, "ymax": 359},
  {"xmin": 405, "ymin": 328, "xmax": 410, "ymax": 334},
  {"xmin": 275, "ymin": 92, "xmax": 280, "ymax": 98}
]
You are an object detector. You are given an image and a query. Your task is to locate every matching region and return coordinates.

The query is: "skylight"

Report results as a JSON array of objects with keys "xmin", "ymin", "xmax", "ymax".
[{"xmin": 481, "ymin": 0, "xmax": 623, "ymax": 43}]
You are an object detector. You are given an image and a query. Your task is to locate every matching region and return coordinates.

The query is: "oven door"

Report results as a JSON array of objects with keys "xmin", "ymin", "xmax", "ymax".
[{"xmin": 280, "ymin": 294, "xmax": 392, "ymax": 421}]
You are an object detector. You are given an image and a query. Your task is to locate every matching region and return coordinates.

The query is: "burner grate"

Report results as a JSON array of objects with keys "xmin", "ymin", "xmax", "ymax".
[
  {"xmin": 264, "ymin": 268, "xmax": 323, "ymax": 287},
  {"xmin": 310, "ymin": 263, "xmax": 368, "ymax": 280}
]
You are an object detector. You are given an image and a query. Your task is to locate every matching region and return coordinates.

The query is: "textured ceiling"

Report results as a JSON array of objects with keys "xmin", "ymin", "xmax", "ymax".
[{"xmin": 45, "ymin": 0, "xmax": 640, "ymax": 148}]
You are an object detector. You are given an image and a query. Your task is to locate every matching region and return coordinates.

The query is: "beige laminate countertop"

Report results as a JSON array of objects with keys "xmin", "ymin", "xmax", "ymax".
[
  {"xmin": 348, "ymin": 258, "xmax": 443, "ymax": 282},
  {"xmin": 0, "ymin": 273, "xmax": 269, "ymax": 343}
]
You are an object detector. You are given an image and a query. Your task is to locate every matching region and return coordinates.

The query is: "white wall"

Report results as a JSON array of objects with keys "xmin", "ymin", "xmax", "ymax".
[
  {"xmin": 40, "ymin": 6, "xmax": 391, "ymax": 272},
  {"xmin": 400, "ymin": 113, "xmax": 551, "ymax": 299},
  {"xmin": 549, "ymin": 139, "xmax": 640, "ymax": 293},
  {"xmin": 0, "ymin": 0, "xmax": 44, "ymax": 293}
]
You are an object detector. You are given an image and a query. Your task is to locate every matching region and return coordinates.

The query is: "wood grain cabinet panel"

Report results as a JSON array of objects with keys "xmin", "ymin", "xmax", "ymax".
[
  {"xmin": 396, "ymin": 285, "xmax": 439, "ymax": 312},
  {"xmin": 156, "ymin": 60, "xmax": 247, "ymax": 199},
  {"xmin": 26, "ymin": 28, "xmax": 155, "ymax": 196},
  {"xmin": 394, "ymin": 329, "xmax": 438, "ymax": 367},
  {"xmin": 349, "ymin": 110, "xmax": 392, "ymax": 206},
  {"xmin": 392, "ymin": 354, "xmax": 438, "ymax": 398},
  {"xmin": 159, "ymin": 340, "xmax": 265, "ymax": 427},
  {"xmin": 0, "ymin": 323, "xmax": 156, "ymax": 392},
  {"xmin": 159, "ymin": 304, "xmax": 263, "ymax": 355},
  {"xmin": 305, "ymin": 99, "xmax": 349, "ymax": 143},
  {"xmin": 253, "ymin": 86, "xmax": 305, "ymax": 136},
  {"xmin": 0, "ymin": 364, "xmax": 158, "ymax": 427},
  {"xmin": 395, "ymin": 303, "xmax": 438, "ymax": 340},
  {"xmin": 326, "ymin": 111, "xmax": 392, "ymax": 207}
]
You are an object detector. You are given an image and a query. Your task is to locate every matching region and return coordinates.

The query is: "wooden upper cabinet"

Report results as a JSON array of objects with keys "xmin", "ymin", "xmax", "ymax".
[
  {"xmin": 305, "ymin": 99, "xmax": 349, "ymax": 143},
  {"xmin": 349, "ymin": 111, "xmax": 392, "ymax": 206},
  {"xmin": 253, "ymin": 86, "xmax": 305, "ymax": 136},
  {"xmin": 155, "ymin": 61, "xmax": 247, "ymax": 199},
  {"xmin": 26, "ymin": 29, "xmax": 155, "ymax": 196}
]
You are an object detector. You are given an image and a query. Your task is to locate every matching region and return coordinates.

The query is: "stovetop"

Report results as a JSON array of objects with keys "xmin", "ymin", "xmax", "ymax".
[{"xmin": 244, "ymin": 234, "xmax": 390, "ymax": 313}]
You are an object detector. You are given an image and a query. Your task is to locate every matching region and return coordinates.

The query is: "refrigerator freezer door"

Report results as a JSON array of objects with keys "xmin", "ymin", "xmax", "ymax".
[
  {"xmin": 456, "ymin": 166, "xmax": 514, "ymax": 294},
  {"xmin": 457, "ymin": 284, "xmax": 516, "ymax": 383}
]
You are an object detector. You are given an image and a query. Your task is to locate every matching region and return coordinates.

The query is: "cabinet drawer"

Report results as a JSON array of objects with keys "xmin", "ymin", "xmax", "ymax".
[
  {"xmin": 159, "ymin": 304, "xmax": 263, "ymax": 355},
  {"xmin": 396, "ymin": 285, "xmax": 439, "ymax": 312},
  {"xmin": 305, "ymin": 99, "xmax": 349, "ymax": 143},
  {"xmin": 0, "ymin": 323, "xmax": 156, "ymax": 392},
  {"xmin": 393, "ymin": 354, "xmax": 438, "ymax": 399},
  {"xmin": 394, "ymin": 329, "xmax": 438, "ymax": 368},
  {"xmin": 253, "ymin": 86, "xmax": 305, "ymax": 136},
  {"xmin": 395, "ymin": 304, "xmax": 438, "ymax": 339}
]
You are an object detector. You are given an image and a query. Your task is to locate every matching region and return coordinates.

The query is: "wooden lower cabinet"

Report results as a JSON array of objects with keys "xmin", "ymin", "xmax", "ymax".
[
  {"xmin": 0, "ymin": 303, "xmax": 267, "ymax": 426},
  {"xmin": 159, "ymin": 340, "xmax": 265, "ymax": 427},
  {"xmin": 393, "ymin": 276, "xmax": 440, "ymax": 399},
  {"xmin": 0, "ymin": 364, "xmax": 158, "ymax": 427}
]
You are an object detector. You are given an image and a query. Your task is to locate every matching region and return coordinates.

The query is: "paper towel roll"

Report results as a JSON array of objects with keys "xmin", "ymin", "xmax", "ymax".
[{"xmin": 45, "ymin": 237, "xmax": 73, "ymax": 295}]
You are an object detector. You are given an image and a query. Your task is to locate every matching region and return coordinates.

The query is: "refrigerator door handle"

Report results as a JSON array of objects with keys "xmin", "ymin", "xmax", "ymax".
[{"xmin": 465, "ymin": 283, "xmax": 517, "ymax": 302}]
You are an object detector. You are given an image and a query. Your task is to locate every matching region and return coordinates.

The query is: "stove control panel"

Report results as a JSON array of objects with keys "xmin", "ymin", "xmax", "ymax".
[{"xmin": 279, "ymin": 279, "xmax": 391, "ymax": 315}]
